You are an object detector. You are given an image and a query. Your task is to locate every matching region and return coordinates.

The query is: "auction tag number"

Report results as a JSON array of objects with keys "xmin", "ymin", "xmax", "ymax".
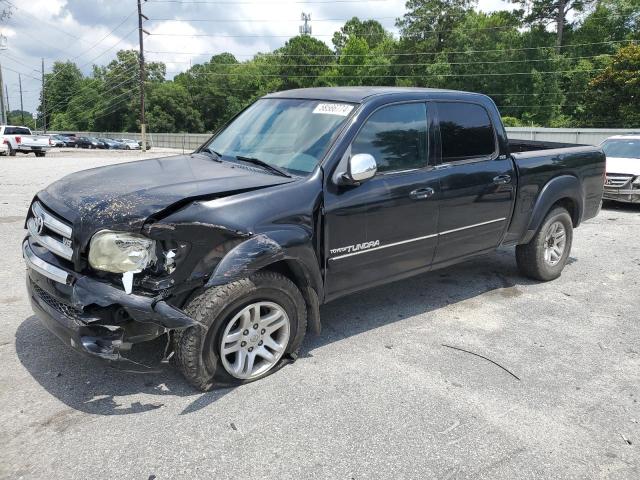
[{"xmin": 313, "ymin": 103, "xmax": 354, "ymax": 116}]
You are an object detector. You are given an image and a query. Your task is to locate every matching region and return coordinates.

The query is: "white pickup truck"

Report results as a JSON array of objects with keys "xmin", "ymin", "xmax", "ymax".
[{"xmin": 1, "ymin": 125, "xmax": 51, "ymax": 157}]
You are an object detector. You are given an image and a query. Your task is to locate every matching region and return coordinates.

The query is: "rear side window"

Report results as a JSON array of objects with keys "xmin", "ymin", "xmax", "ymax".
[
  {"xmin": 5, "ymin": 127, "xmax": 31, "ymax": 135},
  {"xmin": 351, "ymin": 103, "xmax": 427, "ymax": 173},
  {"xmin": 437, "ymin": 102, "xmax": 496, "ymax": 161}
]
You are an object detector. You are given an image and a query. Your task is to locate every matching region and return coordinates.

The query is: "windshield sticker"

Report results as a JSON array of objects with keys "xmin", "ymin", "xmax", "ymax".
[{"xmin": 313, "ymin": 103, "xmax": 354, "ymax": 116}]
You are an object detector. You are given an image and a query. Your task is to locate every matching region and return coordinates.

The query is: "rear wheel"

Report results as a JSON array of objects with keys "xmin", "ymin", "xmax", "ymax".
[
  {"xmin": 516, "ymin": 206, "xmax": 573, "ymax": 281},
  {"xmin": 35, "ymin": 152, "xmax": 46, "ymax": 157},
  {"xmin": 173, "ymin": 271, "xmax": 307, "ymax": 391},
  {"xmin": 8, "ymin": 144, "xmax": 16, "ymax": 156}
]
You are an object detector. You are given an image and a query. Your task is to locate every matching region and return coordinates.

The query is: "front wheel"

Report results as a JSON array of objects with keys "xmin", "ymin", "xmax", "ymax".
[
  {"xmin": 516, "ymin": 206, "xmax": 573, "ymax": 281},
  {"xmin": 173, "ymin": 271, "xmax": 307, "ymax": 391}
]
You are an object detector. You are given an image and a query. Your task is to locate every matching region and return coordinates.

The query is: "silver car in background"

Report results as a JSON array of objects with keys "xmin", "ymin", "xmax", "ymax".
[{"xmin": 601, "ymin": 135, "xmax": 640, "ymax": 204}]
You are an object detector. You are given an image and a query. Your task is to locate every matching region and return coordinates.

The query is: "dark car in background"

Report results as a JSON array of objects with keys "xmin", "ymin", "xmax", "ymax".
[{"xmin": 76, "ymin": 136, "xmax": 106, "ymax": 149}]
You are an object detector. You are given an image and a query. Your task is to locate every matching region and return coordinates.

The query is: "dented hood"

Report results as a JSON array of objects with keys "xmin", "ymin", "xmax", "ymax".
[{"xmin": 37, "ymin": 153, "xmax": 294, "ymax": 245}]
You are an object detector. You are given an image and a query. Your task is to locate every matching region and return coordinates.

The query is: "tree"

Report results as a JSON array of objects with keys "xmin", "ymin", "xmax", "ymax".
[
  {"xmin": 146, "ymin": 81, "xmax": 204, "ymax": 133},
  {"xmin": 39, "ymin": 61, "xmax": 83, "ymax": 128},
  {"xmin": 509, "ymin": 0, "xmax": 595, "ymax": 47},
  {"xmin": 584, "ymin": 44, "xmax": 640, "ymax": 127},
  {"xmin": 396, "ymin": 0, "xmax": 476, "ymax": 53},
  {"xmin": 275, "ymin": 35, "xmax": 336, "ymax": 90},
  {"xmin": 332, "ymin": 17, "xmax": 390, "ymax": 54}
]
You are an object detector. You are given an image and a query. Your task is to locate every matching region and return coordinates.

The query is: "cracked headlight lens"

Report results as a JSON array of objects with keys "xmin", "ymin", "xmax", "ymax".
[{"xmin": 88, "ymin": 230, "xmax": 156, "ymax": 273}]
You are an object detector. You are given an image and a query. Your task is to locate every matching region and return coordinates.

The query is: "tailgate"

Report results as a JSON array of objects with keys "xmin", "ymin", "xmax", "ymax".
[{"xmin": 20, "ymin": 135, "xmax": 50, "ymax": 147}]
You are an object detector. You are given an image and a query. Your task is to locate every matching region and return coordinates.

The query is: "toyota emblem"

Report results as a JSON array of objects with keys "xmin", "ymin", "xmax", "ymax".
[{"xmin": 34, "ymin": 215, "xmax": 44, "ymax": 235}]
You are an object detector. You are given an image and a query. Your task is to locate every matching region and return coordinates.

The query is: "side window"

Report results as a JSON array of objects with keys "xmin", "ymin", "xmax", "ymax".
[
  {"xmin": 438, "ymin": 102, "xmax": 496, "ymax": 162},
  {"xmin": 351, "ymin": 103, "xmax": 427, "ymax": 173}
]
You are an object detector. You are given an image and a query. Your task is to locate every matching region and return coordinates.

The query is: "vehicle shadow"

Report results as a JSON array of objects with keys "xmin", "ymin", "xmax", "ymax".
[{"xmin": 15, "ymin": 248, "xmax": 551, "ymax": 416}]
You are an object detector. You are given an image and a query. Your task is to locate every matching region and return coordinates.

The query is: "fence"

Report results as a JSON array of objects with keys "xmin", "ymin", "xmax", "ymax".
[{"xmin": 47, "ymin": 128, "xmax": 639, "ymax": 150}]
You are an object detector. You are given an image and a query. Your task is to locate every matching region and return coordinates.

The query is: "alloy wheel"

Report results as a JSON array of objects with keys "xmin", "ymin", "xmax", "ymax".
[{"xmin": 219, "ymin": 301, "xmax": 290, "ymax": 380}]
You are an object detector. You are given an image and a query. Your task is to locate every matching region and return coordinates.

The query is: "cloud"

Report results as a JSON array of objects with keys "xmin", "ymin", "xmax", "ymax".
[{"xmin": 1, "ymin": 0, "xmax": 513, "ymax": 113}]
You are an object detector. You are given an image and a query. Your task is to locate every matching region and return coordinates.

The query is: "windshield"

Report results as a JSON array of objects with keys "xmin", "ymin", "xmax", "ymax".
[
  {"xmin": 601, "ymin": 139, "xmax": 640, "ymax": 159},
  {"xmin": 205, "ymin": 98, "xmax": 355, "ymax": 175}
]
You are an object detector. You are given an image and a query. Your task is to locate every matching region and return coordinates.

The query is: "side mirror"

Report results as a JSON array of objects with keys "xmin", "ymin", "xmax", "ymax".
[{"xmin": 340, "ymin": 153, "xmax": 377, "ymax": 185}]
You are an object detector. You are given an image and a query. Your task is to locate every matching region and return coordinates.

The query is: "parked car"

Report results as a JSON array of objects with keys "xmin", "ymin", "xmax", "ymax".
[
  {"xmin": 99, "ymin": 138, "xmax": 125, "ymax": 149},
  {"xmin": 601, "ymin": 135, "xmax": 640, "ymax": 204},
  {"xmin": 75, "ymin": 136, "xmax": 105, "ymax": 149},
  {"xmin": 56, "ymin": 133, "xmax": 78, "ymax": 147},
  {"xmin": 47, "ymin": 135, "xmax": 66, "ymax": 147},
  {"xmin": 115, "ymin": 138, "xmax": 141, "ymax": 150},
  {"xmin": 23, "ymin": 87, "xmax": 605, "ymax": 390},
  {"xmin": 1, "ymin": 125, "xmax": 50, "ymax": 157}
]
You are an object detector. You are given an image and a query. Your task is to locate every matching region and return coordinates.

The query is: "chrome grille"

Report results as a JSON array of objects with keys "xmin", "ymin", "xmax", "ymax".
[
  {"xmin": 27, "ymin": 201, "xmax": 74, "ymax": 261},
  {"xmin": 30, "ymin": 280, "xmax": 81, "ymax": 320},
  {"xmin": 605, "ymin": 174, "xmax": 633, "ymax": 188}
]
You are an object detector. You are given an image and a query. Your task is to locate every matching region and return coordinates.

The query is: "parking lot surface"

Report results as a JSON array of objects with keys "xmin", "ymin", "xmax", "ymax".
[{"xmin": 0, "ymin": 150, "xmax": 638, "ymax": 479}]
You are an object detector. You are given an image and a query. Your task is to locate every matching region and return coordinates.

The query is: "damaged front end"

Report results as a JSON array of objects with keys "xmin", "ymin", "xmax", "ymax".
[{"xmin": 22, "ymin": 200, "xmax": 205, "ymax": 371}]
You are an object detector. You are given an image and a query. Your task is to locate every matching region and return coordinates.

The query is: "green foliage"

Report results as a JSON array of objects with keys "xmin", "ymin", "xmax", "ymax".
[
  {"xmin": 501, "ymin": 116, "xmax": 525, "ymax": 127},
  {"xmin": 8, "ymin": 110, "xmax": 35, "ymax": 129},
  {"xmin": 584, "ymin": 44, "xmax": 640, "ymax": 127},
  {"xmin": 41, "ymin": 2, "xmax": 640, "ymax": 133}
]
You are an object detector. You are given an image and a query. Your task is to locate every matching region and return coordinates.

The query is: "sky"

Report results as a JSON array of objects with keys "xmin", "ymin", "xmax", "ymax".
[{"xmin": 0, "ymin": 0, "xmax": 512, "ymax": 113}]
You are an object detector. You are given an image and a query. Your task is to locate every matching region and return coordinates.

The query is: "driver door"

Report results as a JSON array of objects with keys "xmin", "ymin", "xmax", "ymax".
[{"xmin": 323, "ymin": 102, "xmax": 440, "ymax": 300}]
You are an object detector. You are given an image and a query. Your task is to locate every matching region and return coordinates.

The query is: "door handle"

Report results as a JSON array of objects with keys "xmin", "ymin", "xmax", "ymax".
[
  {"xmin": 409, "ymin": 187, "xmax": 435, "ymax": 200},
  {"xmin": 493, "ymin": 174, "xmax": 512, "ymax": 185}
]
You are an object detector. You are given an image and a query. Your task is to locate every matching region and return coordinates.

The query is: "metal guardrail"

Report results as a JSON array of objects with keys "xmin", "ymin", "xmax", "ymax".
[{"xmin": 42, "ymin": 128, "xmax": 640, "ymax": 150}]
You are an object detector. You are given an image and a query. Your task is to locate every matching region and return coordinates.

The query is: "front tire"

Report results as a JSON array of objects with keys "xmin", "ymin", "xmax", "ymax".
[
  {"xmin": 173, "ymin": 271, "xmax": 307, "ymax": 391},
  {"xmin": 516, "ymin": 206, "xmax": 573, "ymax": 281}
]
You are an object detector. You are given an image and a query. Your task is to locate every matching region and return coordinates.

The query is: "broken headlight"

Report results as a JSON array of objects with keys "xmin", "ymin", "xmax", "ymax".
[{"xmin": 88, "ymin": 230, "xmax": 156, "ymax": 273}]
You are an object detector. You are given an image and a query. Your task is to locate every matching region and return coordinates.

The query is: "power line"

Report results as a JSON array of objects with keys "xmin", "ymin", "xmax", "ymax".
[
  {"xmin": 147, "ymin": 0, "xmax": 390, "ymax": 3},
  {"xmin": 148, "ymin": 53, "xmax": 614, "ymax": 68},
  {"xmin": 163, "ymin": 68, "xmax": 606, "ymax": 78},
  {"xmin": 146, "ymin": 39, "xmax": 635, "ymax": 57},
  {"xmin": 148, "ymin": 16, "xmax": 397, "ymax": 23}
]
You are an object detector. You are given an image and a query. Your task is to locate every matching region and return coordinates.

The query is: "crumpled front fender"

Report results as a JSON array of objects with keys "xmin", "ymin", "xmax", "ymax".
[{"xmin": 206, "ymin": 229, "xmax": 323, "ymax": 299}]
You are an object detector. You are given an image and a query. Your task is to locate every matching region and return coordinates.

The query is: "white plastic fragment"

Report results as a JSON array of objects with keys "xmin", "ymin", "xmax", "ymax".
[{"xmin": 122, "ymin": 270, "xmax": 140, "ymax": 294}]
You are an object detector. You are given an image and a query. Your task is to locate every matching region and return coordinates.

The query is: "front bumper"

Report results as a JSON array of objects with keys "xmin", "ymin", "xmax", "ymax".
[
  {"xmin": 23, "ymin": 239, "xmax": 198, "ymax": 367},
  {"xmin": 603, "ymin": 187, "xmax": 640, "ymax": 204}
]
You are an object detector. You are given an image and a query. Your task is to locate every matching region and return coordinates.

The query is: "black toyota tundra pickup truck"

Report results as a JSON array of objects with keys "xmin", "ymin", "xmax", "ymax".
[{"xmin": 23, "ymin": 87, "xmax": 605, "ymax": 390}]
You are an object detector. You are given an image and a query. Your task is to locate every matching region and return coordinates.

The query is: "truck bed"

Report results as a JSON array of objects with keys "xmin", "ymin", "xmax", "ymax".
[
  {"xmin": 508, "ymin": 139, "xmax": 586, "ymax": 153},
  {"xmin": 501, "ymin": 143, "xmax": 606, "ymax": 246}
]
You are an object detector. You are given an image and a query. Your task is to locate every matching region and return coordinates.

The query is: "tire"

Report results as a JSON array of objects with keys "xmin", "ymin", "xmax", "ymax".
[
  {"xmin": 174, "ymin": 271, "xmax": 307, "ymax": 391},
  {"xmin": 8, "ymin": 144, "xmax": 16, "ymax": 156},
  {"xmin": 516, "ymin": 206, "xmax": 573, "ymax": 281},
  {"xmin": 35, "ymin": 152, "xmax": 46, "ymax": 157}
]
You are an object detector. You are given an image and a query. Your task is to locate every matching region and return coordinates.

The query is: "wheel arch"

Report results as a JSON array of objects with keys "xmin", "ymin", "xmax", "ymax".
[
  {"xmin": 205, "ymin": 231, "xmax": 323, "ymax": 334},
  {"xmin": 522, "ymin": 175, "xmax": 583, "ymax": 243}
]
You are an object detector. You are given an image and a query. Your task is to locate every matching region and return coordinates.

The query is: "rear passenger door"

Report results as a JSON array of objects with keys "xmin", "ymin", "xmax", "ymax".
[{"xmin": 432, "ymin": 101, "xmax": 515, "ymax": 266}]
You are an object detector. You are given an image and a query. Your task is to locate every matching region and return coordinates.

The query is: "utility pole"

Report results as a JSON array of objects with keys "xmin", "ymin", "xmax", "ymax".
[
  {"xmin": 299, "ymin": 12, "xmax": 312, "ymax": 35},
  {"xmin": 5, "ymin": 82, "xmax": 9, "ymax": 121},
  {"xmin": 137, "ymin": 0, "xmax": 149, "ymax": 152},
  {"xmin": 18, "ymin": 73, "xmax": 24, "ymax": 125},
  {"xmin": 0, "ymin": 64, "xmax": 5, "ymax": 125},
  {"xmin": 0, "ymin": 34, "xmax": 6, "ymax": 125},
  {"xmin": 41, "ymin": 58, "xmax": 46, "ymax": 133}
]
